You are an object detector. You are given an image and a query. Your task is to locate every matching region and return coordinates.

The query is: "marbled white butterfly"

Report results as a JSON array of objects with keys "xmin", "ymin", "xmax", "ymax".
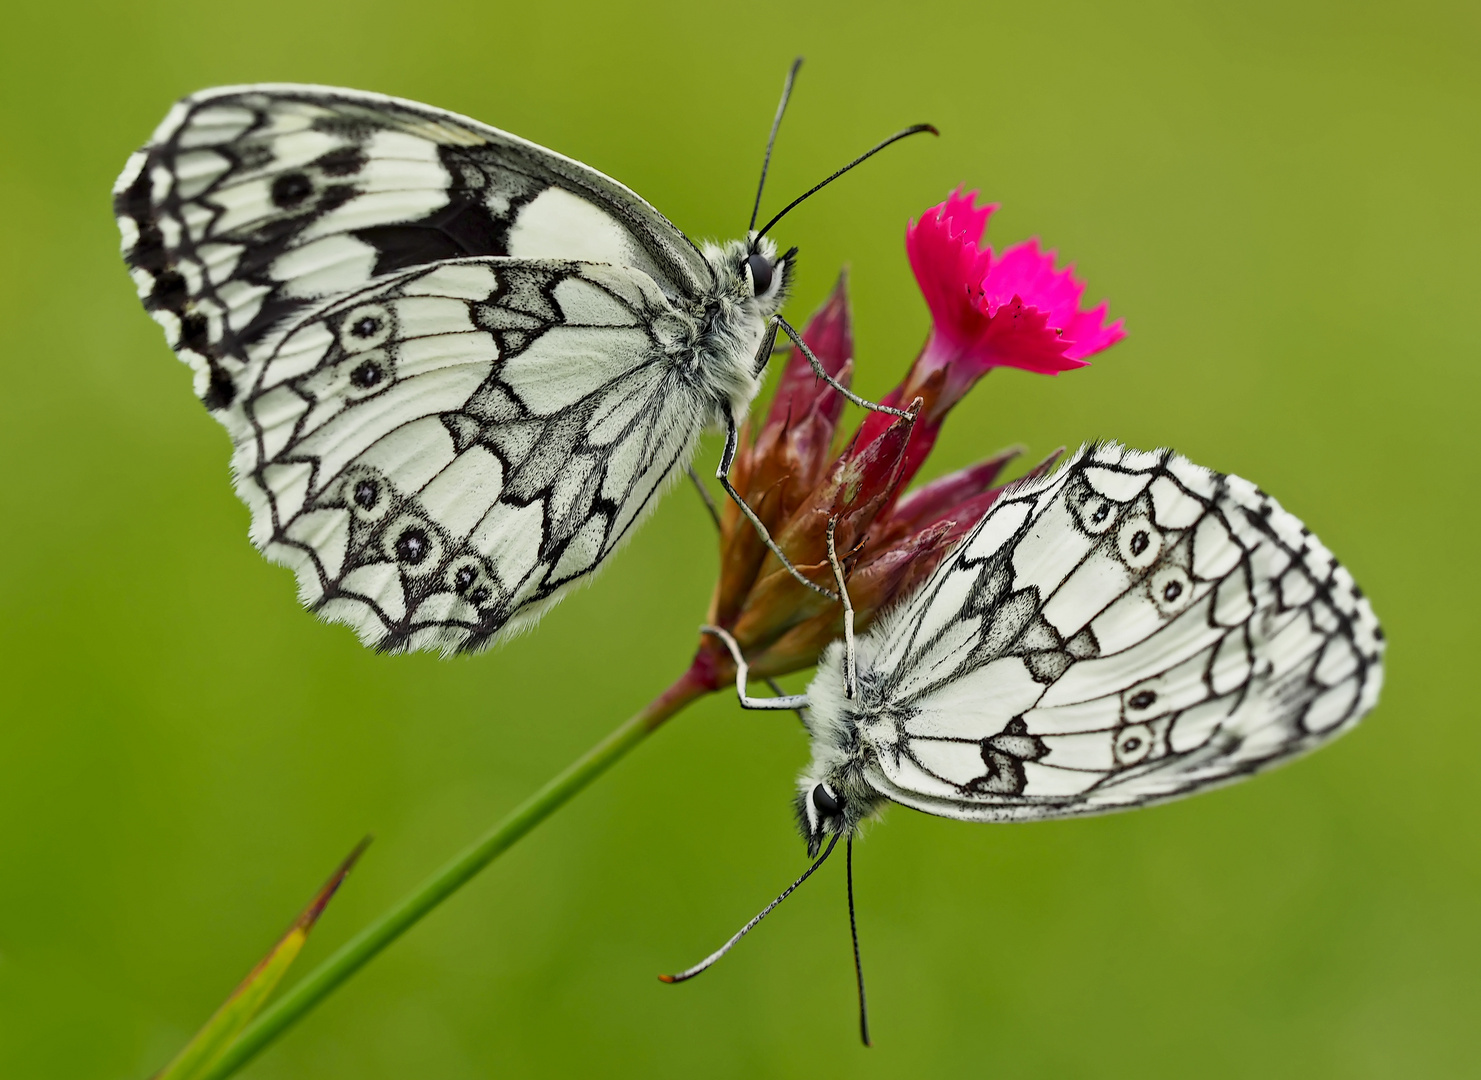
[
  {"xmin": 114, "ymin": 66, "xmax": 927, "ymax": 653},
  {"xmin": 672, "ymin": 443, "xmax": 1384, "ymax": 1042}
]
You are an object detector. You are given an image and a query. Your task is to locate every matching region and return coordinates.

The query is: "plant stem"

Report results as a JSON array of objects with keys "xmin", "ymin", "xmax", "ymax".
[{"xmin": 199, "ymin": 662, "xmax": 713, "ymax": 1080}]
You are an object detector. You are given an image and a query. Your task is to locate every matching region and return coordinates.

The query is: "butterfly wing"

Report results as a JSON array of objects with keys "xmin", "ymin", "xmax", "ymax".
[
  {"xmin": 115, "ymin": 85, "xmax": 718, "ymax": 653},
  {"xmin": 840, "ymin": 443, "xmax": 1384, "ymax": 821},
  {"xmin": 221, "ymin": 255, "xmax": 706, "ymax": 654},
  {"xmin": 114, "ymin": 83, "xmax": 711, "ymax": 410}
]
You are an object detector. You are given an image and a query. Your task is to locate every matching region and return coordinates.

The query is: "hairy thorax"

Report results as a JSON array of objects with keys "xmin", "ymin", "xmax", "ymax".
[{"xmin": 662, "ymin": 236, "xmax": 790, "ymax": 426}]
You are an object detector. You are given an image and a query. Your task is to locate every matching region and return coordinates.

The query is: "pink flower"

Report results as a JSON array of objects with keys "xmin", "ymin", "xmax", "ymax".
[
  {"xmin": 691, "ymin": 190, "xmax": 1124, "ymax": 685},
  {"xmin": 849, "ymin": 188, "xmax": 1124, "ymax": 492},
  {"xmin": 909, "ymin": 186, "xmax": 1124, "ymax": 394}
]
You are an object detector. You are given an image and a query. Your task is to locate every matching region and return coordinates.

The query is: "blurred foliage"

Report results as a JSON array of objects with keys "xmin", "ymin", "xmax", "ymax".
[{"xmin": 0, "ymin": 0, "xmax": 1476, "ymax": 1077}]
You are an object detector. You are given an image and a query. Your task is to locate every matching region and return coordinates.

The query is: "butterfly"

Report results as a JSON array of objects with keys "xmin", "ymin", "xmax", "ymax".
[
  {"xmin": 114, "ymin": 65, "xmax": 929, "ymax": 654},
  {"xmin": 671, "ymin": 442, "xmax": 1385, "ymax": 1043}
]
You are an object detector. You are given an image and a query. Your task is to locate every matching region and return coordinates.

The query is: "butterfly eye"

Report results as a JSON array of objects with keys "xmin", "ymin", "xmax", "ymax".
[
  {"xmin": 745, "ymin": 253, "xmax": 774, "ymax": 296},
  {"xmin": 811, "ymin": 783, "xmax": 843, "ymax": 816},
  {"xmin": 1071, "ymin": 486, "xmax": 1119, "ymax": 535},
  {"xmin": 339, "ymin": 348, "xmax": 394, "ymax": 399}
]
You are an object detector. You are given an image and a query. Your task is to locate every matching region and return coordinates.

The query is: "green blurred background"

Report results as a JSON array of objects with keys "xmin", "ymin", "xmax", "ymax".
[{"xmin": 2, "ymin": 0, "xmax": 1477, "ymax": 1076}]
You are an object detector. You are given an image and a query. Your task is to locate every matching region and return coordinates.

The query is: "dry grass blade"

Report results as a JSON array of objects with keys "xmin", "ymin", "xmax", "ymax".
[{"xmin": 151, "ymin": 838, "xmax": 371, "ymax": 1080}]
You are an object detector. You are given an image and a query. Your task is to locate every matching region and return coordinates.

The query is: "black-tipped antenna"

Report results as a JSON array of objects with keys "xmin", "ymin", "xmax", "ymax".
[
  {"xmin": 749, "ymin": 57, "xmax": 804, "ymax": 234},
  {"xmin": 660, "ymin": 834, "xmax": 840, "ymax": 984},
  {"xmin": 847, "ymin": 837, "xmax": 871, "ymax": 1047},
  {"xmin": 756, "ymin": 123, "xmax": 939, "ymax": 240}
]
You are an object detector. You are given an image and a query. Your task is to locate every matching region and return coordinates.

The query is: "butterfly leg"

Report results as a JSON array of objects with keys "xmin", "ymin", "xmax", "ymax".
[
  {"xmin": 717, "ymin": 409, "xmax": 840, "ymax": 601},
  {"xmin": 825, "ymin": 517, "xmax": 858, "ymax": 700},
  {"xmin": 775, "ymin": 316, "xmax": 916, "ymax": 419},
  {"xmin": 700, "ymin": 625, "xmax": 811, "ymax": 712},
  {"xmin": 690, "ymin": 464, "xmax": 805, "ymax": 721}
]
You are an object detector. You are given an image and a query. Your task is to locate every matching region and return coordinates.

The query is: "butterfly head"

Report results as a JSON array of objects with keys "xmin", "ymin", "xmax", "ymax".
[
  {"xmin": 704, "ymin": 235, "xmax": 796, "ymax": 319},
  {"xmin": 794, "ymin": 694, "xmax": 887, "ymax": 856},
  {"xmin": 791, "ymin": 636, "xmax": 889, "ymax": 855},
  {"xmin": 795, "ymin": 772, "xmax": 879, "ymax": 858},
  {"xmin": 745, "ymin": 233, "xmax": 799, "ymax": 308}
]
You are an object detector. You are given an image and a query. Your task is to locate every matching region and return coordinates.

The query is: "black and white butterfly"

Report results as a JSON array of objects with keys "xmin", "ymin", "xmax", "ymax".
[
  {"xmin": 672, "ymin": 443, "xmax": 1384, "ymax": 1042},
  {"xmin": 114, "ymin": 68, "xmax": 926, "ymax": 653}
]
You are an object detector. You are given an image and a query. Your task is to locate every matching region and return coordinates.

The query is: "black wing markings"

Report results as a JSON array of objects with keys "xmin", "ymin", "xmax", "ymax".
[{"xmin": 862, "ymin": 446, "xmax": 1381, "ymax": 815}]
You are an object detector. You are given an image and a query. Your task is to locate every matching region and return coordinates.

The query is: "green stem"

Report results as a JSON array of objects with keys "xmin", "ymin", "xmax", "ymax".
[{"xmin": 199, "ymin": 663, "xmax": 713, "ymax": 1080}]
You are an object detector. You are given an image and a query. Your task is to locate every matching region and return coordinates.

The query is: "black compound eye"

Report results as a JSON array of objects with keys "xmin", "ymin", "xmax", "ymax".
[
  {"xmin": 745, "ymin": 253, "xmax": 774, "ymax": 296},
  {"xmin": 811, "ymin": 784, "xmax": 843, "ymax": 816}
]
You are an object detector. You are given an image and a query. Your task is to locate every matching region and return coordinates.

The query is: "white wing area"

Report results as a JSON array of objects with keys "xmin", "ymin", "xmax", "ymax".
[
  {"xmin": 114, "ymin": 84, "xmax": 709, "ymax": 414},
  {"xmin": 219, "ymin": 257, "xmax": 706, "ymax": 654},
  {"xmin": 806, "ymin": 444, "xmax": 1385, "ymax": 822}
]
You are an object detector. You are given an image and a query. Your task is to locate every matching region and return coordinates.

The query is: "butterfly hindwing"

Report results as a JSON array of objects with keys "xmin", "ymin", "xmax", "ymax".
[
  {"xmin": 113, "ymin": 83, "xmax": 712, "ymax": 411},
  {"xmin": 224, "ymin": 255, "xmax": 704, "ymax": 654},
  {"xmin": 832, "ymin": 444, "xmax": 1383, "ymax": 821}
]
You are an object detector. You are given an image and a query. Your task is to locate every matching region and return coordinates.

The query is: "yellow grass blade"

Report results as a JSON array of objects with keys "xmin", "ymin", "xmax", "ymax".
[{"xmin": 153, "ymin": 838, "xmax": 370, "ymax": 1080}]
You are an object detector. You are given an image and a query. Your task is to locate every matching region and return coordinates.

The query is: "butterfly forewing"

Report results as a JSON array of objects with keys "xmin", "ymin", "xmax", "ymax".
[
  {"xmin": 840, "ymin": 444, "xmax": 1383, "ymax": 821},
  {"xmin": 114, "ymin": 85, "xmax": 710, "ymax": 404}
]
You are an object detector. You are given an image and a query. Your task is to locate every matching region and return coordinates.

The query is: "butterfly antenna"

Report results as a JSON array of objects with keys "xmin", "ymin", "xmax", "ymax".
[
  {"xmin": 749, "ymin": 57, "xmax": 805, "ymax": 234},
  {"xmin": 660, "ymin": 834, "xmax": 840, "ymax": 984},
  {"xmin": 756, "ymin": 122, "xmax": 939, "ymax": 240},
  {"xmin": 847, "ymin": 836, "xmax": 871, "ymax": 1047}
]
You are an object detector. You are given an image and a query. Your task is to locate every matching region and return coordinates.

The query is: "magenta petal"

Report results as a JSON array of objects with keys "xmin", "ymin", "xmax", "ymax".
[
  {"xmin": 966, "ymin": 297, "xmax": 1091, "ymax": 376},
  {"xmin": 906, "ymin": 188, "xmax": 998, "ymax": 349},
  {"xmin": 905, "ymin": 191, "xmax": 1124, "ymax": 397},
  {"xmin": 936, "ymin": 186, "xmax": 994, "ymax": 247},
  {"xmin": 982, "ymin": 239, "xmax": 1125, "ymax": 361},
  {"xmin": 983, "ymin": 242, "xmax": 1065, "ymax": 316},
  {"xmin": 1062, "ymin": 302, "xmax": 1126, "ymax": 359}
]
